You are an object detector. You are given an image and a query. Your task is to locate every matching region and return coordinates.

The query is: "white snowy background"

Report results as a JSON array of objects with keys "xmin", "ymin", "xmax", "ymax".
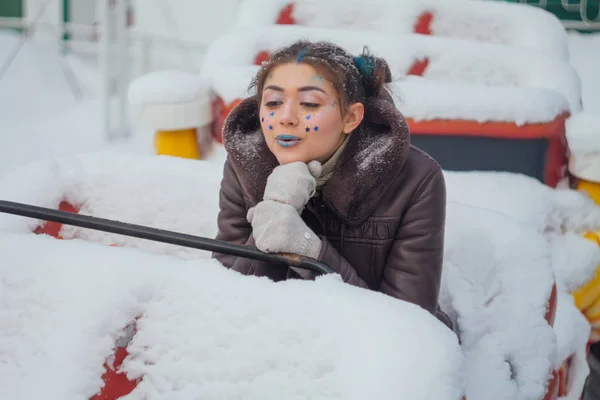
[{"xmin": 1, "ymin": 2, "xmax": 600, "ymax": 399}]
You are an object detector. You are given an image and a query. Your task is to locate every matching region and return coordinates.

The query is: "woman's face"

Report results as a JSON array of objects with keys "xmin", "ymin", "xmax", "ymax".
[{"xmin": 259, "ymin": 62, "xmax": 364, "ymax": 165}]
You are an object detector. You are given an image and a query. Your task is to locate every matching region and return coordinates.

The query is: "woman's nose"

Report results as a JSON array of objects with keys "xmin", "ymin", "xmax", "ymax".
[{"xmin": 278, "ymin": 102, "xmax": 299, "ymax": 127}]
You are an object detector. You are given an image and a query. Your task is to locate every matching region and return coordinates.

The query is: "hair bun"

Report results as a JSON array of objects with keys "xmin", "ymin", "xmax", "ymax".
[{"xmin": 353, "ymin": 48, "xmax": 392, "ymax": 98}]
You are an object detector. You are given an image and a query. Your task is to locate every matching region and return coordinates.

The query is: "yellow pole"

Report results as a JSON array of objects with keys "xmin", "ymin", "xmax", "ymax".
[
  {"xmin": 577, "ymin": 179, "xmax": 600, "ymax": 205},
  {"xmin": 154, "ymin": 128, "xmax": 200, "ymax": 159}
]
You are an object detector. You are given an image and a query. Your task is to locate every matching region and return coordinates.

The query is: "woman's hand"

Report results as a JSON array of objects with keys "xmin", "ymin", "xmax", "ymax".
[
  {"xmin": 262, "ymin": 160, "xmax": 322, "ymax": 213},
  {"xmin": 247, "ymin": 200, "xmax": 322, "ymax": 258}
]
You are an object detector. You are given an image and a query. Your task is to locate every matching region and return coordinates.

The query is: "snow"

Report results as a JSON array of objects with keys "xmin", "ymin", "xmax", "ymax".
[
  {"xmin": 128, "ymin": 70, "xmax": 210, "ymax": 105},
  {"xmin": 553, "ymin": 292, "xmax": 591, "ymax": 400},
  {"xmin": 441, "ymin": 202, "xmax": 556, "ymax": 399},
  {"xmin": 203, "ymin": 25, "xmax": 579, "ymax": 114},
  {"xmin": 0, "ymin": 231, "xmax": 464, "ymax": 400},
  {"xmin": 128, "ymin": 71, "xmax": 214, "ymax": 131},
  {"xmin": 0, "ymin": 32, "xmax": 152, "ymax": 176},
  {"xmin": 0, "ymin": 152, "xmax": 223, "ymax": 259},
  {"xmin": 209, "ymin": 65, "xmax": 259, "ymax": 105},
  {"xmin": 0, "ymin": 152, "xmax": 569, "ymax": 400},
  {"xmin": 208, "ymin": 66, "xmax": 569, "ymax": 125},
  {"xmin": 565, "ymin": 111, "xmax": 600, "ymax": 182},
  {"xmin": 444, "ymin": 170, "xmax": 600, "ymax": 235},
  {"xmin": 564, "ymin": 32, "xmax": 600, "ymax": 181},
  {"xmin": 2, "ymin": 8, "xmax": 600, "ymax": 400},
  {"xmin": 548, "ymin": 232, "xmax": 600, "ymax": 293},
  {"xmin": 567, "ymin": 32, "xmax": 600, "ymax": 113},
  {"xmin": 235, "ymin": 0, "xmax": 569, "ymax": 60},
  {"xmin": 566, "ymin": 112, "xmax": 600, "ymax": 152},
  {"xmin": 443, "ymin": 171, "xmax": 600, "ymax": 397},
  {"xmin": 397, "ymin": 76, "xmax": 569, "ymax": 125}
]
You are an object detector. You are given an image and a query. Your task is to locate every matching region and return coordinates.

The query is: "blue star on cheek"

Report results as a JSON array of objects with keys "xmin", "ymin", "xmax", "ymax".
[
  {"xmin": 313, "ymin": 126, "xmax": 319, "ymax": 132},
  {"xmin": 269, "ymin": 112, "xmax": 275, "ymax": 117},
  {"xmin": 269, "ymin": 125, "xmax": 273, "ymax": 130},
  {"xmin": 306, "ymin": 115, "xmax": 311, "ymax": 120},
  {"xmin": 305, "ymin": 127, "xmax": 310, "ymax": 132}
]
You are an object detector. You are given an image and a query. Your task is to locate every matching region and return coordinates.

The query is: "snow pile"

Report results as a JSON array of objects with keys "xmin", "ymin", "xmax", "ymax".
[
  {"xmin": 0, "ymin": 152, "xmax": 591, "ymax": 399},
  {"xmin": 203, "ymin": 25, "xmax": 578, "ymax": 114},
  {"xmin": 206, "ymin": 65, "xmax": 568, "ymax": 125},
  {"xmin": 553, "ymin": 291, "xmax": 591, "ymax": 400},
  {"xmin": 128, "ymin": 70, "xmax": 213, "ymax": 132},
  {"xmin": 444, "ymin": 170, "xmax": 600, "ymax": 235},
  {"xmin": 440, "ymin": 202, "xmax": 556, "ymax": 399},
  {"xmin": 567, "ymin": 112, "xmax": 600, "ymax": 153},
  {"xmin": 0, "ymin": 232, "xmax": 464, "ymax": 400},
  {"xmin": 235, "ymin": 0, "xmax": 569, "ymax": 60},
  {"xmin": 128, "ymin": 70, "xmax": 210, "ymax": 105},
  {"xmin": 567, "ymin": 32, "xmax": 600, "ymax": 113},
  {"xmin": 398, "ymin": 76, "xmax": 568, "ymax": 125},
  {"xmin": 444, "ymin": 171, "xmax": 600, "ymax": 397},
  {"xmin": 566, "ymin": 112, "xmax": 600, "ymax": 182},
  {"xmin": 548, "ymin": 232, "xmax": 600, "ymax": 294},
  {"xmin": 0, "ymin": 234, "xmax": 156, "ymax": 399},
  {"xmin": 443, "ymin": 170, "xmax": 600, "ymax": 298},
  {"xmin": 548, "ymin": 232, "xmax": 597, "ymax": 398},
  {"xmin": 0, "ymin": 152, "xmax": 223, "ymax": 259}
]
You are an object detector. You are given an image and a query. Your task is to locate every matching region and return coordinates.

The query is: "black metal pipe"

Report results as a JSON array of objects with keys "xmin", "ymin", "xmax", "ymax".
[{"xmin": 0, "ymin": 200, "xmax": 335, "ymax": 275}]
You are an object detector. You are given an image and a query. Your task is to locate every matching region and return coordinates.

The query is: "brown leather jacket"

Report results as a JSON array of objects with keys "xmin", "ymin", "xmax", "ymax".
[{"xmin": 213, "ymin": 92, "xmax": 450, "ymax": 327}]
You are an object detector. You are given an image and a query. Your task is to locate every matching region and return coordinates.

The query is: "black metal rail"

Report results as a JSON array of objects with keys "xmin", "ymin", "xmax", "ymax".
[{"xmin": 0, "ymin": 200, "xmax": 334, "ymax": 275}]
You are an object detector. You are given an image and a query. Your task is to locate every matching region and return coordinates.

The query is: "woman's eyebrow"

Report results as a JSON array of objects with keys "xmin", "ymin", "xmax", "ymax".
[
  {"xmin": 263, "ymin": 85, "xmax": 327, "ymax": 95},
  {"xmin": 264, "ymin": 85, "xmax": 284, "ymax": 92},
  {"xmin": 298, "ymin": 86, "xmax": 327, "ymax": 94}
]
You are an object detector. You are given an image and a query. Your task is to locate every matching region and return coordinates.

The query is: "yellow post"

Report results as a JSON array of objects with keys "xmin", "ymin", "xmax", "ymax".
[
  {"xmin": 577, "ymin": 179, "xmax": 600, "ymax": 205},
  {"xmin": 154, "ymin": 128, "xmax": 200, "ymax": 160}
]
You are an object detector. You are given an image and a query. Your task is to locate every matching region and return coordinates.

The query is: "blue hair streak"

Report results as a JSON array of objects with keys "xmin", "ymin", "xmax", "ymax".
[{"xmin": 296, "ymin": 49, "xmax": 306, "ymax": 63}]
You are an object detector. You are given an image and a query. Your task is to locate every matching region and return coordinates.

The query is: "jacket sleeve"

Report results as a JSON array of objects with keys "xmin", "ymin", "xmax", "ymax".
[
  {"xmin": 212, "ymin": 158, "xmax": 288, "ymax": 282},
  {"xmin": 318, "ymin": 167, "xmax": 446, "ymax": 316},
  {"xmin": 379, "ymin": 167, "xmax": 446, "ymax": 314}
]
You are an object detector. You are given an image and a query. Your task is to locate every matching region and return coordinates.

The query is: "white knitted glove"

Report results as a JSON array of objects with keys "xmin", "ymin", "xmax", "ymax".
[
  {"xmin": 247, "ymin": 200, "xmax": 322, "ymax": 258},
  {"xmin": 263, "ymin": 161, "xmax": 322, "ymax": 213}
]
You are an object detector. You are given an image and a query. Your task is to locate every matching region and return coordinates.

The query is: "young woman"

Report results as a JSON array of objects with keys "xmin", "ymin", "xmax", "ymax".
[{"xmin": 213, "ymin": 40, "xmax": 450, "ymax": 328}]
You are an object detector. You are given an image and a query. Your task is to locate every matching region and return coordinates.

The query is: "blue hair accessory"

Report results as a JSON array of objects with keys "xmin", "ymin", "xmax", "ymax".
[{"xmin": 353, "ymin": 55, "xmax": 374, "ymax": 78}]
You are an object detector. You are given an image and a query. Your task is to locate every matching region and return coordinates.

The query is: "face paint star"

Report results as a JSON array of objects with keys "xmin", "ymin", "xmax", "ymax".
[
  {"xmin": 306, "ymin": 115, "xmax": 311, "ymax": 120},
  {"xmin": 269, "ymin": 112, "xmax": 275, "ymax": 117},
  {"xmin": 313, "ymin": 126, "xmax": 319, "ymax": 132},
  {"xmin": 269, "ymin": 125, "xmax": 273, "ymax": 130},
  {"xmin": 261, "ymin": 117, "xmax": 264, "ymax": 122},
  {"xmin": 305, "ymin": 127, "xmax": 310, "ymax": 132}
]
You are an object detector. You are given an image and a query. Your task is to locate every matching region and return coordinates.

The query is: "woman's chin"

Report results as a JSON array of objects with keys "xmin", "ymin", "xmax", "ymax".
[{"xmin": 274, "ymin": 150, "xmax": 309, "ymax": 165}]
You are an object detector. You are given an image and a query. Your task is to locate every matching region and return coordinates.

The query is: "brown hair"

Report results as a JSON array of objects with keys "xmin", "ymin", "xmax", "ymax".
[{"xmin": 248, "ymin": 40, "xmax": 392, "ymax": 113}]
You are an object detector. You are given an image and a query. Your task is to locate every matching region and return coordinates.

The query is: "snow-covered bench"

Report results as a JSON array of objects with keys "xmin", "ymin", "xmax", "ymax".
[
  {"xmin": 234, "ymin": 0, "xmax": 570, "ymax": 61},
  {"xmin": 0, "ymin": 152, "xmax": 566, "ymax": 399},
  {"xmin": 204, "ymin": 25, "xmax": 581, "ymax": 113},
  {"xmin": 444, "ymin": 170, "xmax": 600, "ymax": 398},
  {"xmin": 0, "ymin": 230, "xmax": 465, "ymax": 399},
  {"xmin": 197, "ymin": 25, "xmax": 571, "ymax": 186}
]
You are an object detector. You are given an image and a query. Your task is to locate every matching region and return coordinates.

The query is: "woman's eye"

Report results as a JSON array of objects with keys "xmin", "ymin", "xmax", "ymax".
[
  {"xmin": 302, "ymin": 102, "xmax": 320, "ymax": 109},
  {"xmin": 265, "ymin": 101, "xmax": 281, "ymax": 107}
]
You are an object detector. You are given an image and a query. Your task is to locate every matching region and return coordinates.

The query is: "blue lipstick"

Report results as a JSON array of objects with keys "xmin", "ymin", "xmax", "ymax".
[{"xmin": 275, "ymin": 135, "xmax": 302, "ymax": 148}]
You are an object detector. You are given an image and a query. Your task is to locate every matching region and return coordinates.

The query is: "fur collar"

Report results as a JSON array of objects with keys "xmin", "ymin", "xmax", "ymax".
[{"xmin": 221, "ymin": 91, "xmax": 411, "ymax": 226}]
